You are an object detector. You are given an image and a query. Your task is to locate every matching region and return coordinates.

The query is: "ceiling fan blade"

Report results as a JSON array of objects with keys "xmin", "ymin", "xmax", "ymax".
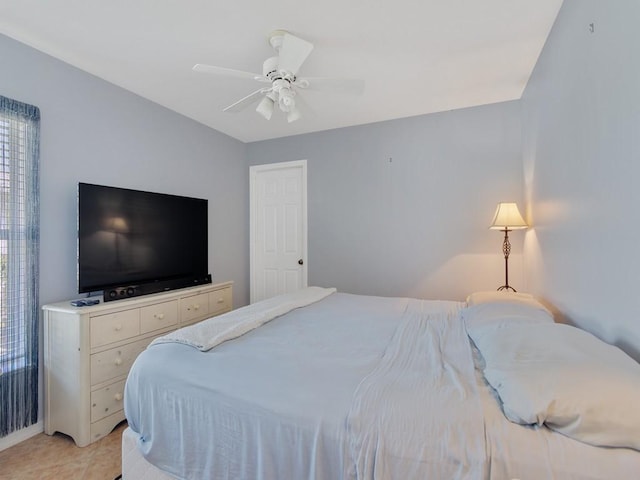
[
  {"xmin": 223, "ymin": 88, "xmax": 270, "ymax": 113},
  {"xmin": 296, "ymin": 77, "xmax": 365, "ymax": 95},
  {"xmin": 278, "ymin": 33, "xmax": 314, "ymax": 75},
  {"xmin": 193, "ymin": 64, "xmax": 267, "ymax": 82}
]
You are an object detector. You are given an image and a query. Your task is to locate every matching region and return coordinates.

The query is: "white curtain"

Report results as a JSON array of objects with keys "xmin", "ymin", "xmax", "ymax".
[{"xmin": 0, "ymin": 95, "xmax": 40, "ymax": 437}]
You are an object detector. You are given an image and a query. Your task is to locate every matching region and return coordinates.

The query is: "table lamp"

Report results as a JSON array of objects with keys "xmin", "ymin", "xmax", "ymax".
[{"xmin": 489, "ymin": 202, "xmax": 528, "ymax": 292}]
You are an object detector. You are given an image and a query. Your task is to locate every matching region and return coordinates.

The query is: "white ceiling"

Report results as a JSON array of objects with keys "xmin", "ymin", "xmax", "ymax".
[{"xmin": 0, "ymin": 0, "xmax": 563, "ymax": 143}]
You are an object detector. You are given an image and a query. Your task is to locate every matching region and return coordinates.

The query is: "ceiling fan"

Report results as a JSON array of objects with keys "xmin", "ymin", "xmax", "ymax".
[{"xmin": 193, "ymin": 30, "xmax": 365, "ymax": 123}]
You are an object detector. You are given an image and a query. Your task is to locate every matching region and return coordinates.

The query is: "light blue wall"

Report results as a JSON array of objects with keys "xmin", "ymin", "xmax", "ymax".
[
  {"xmin": 522, "ymin": 0, "xmax": 640, "ymax": 359},
  {"xmin": 0, "ymin": 33, "xmax": 249, "ymax": 308},
  {"xmin": 247, "ymin": 102, "xmax": 525, "ymax": 301}
]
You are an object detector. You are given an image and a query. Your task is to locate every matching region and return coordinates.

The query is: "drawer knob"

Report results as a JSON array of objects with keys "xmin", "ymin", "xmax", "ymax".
[
  {"xmin": 114, "ymin": 393, "xmax": 123, "ymax": 401},
  {"xmin": 217, "ymin": 298, "xmax": 224, "ymax": 304},
  {"xmin": 154, "ymin": 313, "xmax": 165, "ymax": 320},
  {"xmin": 115, "ymin": 324, "xmax": 122, "ymax": 332},
  {"xmin": 114, "ymin": 358, "xmax": 123, "ymax": 366}
]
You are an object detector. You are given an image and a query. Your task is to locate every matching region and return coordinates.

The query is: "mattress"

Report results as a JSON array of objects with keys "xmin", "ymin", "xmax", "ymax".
[{"xmin": 123, "ymin": 289, "xmax": 640, "ymax": 480}]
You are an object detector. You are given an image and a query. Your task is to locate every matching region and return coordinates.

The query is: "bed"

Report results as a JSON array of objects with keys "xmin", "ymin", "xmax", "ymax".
[{"xmin": 122, "ymin": 287, "xmax": 640, "ymax": 479}]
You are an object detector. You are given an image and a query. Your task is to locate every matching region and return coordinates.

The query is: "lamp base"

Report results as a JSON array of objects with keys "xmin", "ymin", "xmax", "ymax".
[{"xmin": 497, "ymin": 285, "xmax": 517, "ymax": 292}]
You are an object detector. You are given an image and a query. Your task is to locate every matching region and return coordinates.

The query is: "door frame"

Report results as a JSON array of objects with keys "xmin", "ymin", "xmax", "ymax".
[{"xmin": 249, "ymin": 160, "xmax": 308, "ymax": 303}]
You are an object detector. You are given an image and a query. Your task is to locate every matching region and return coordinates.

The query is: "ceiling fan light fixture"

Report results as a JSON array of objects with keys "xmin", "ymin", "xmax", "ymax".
[
  {"xmin": 287, "ymin": 106, "xmax": 302, "ymax": 123},
  {"xmin": 256, "ymin": 96, "xmax": 274, "ymax": 120},
  {"xmin": 278, "ymin": 88, "xmax": 296, "ymax": 112}
]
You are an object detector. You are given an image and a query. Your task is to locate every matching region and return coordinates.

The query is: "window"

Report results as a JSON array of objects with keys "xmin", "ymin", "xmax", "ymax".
[{"xmin": 0, "ymin": 95, "xmax": 40, "ymax": 437}]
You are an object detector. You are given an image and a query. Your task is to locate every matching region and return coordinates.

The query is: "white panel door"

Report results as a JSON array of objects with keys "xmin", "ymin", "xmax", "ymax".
[{"xmin": 250, "ymin": 160, "xmax": 307, "ymax": 303}]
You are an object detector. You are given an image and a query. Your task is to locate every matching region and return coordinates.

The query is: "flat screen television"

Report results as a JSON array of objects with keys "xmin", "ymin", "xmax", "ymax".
[{"xmin": 78, "ymin": 183, "xmax": 210, "ymax": 300}]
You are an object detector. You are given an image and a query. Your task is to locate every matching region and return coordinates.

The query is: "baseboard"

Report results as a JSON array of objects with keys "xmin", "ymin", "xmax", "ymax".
[{"xmin": 0, "ymin": 421, "xmax": 43, "ymax": 452}]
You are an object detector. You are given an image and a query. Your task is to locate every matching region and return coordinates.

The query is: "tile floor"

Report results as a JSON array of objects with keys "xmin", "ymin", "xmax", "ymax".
[{"xmin": 0, "ymin": 421, "xmax": 126, "ymax": 480}]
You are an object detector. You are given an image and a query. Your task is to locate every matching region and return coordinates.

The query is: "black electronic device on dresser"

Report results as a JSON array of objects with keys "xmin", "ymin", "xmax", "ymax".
[{"xmin": 77, "ymin": 183, "xmax": 211, "ymax": 302}]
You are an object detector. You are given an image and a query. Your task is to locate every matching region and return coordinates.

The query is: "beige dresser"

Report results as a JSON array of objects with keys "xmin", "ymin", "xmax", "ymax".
[{"xmin": 43, "ymin": 281, "xmax": 232, "ymax": 447}]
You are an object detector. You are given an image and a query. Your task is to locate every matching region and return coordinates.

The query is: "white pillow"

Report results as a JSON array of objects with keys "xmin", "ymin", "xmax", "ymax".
[
  {"xmin": 464, "ymin": 291, "xmax": 554, "ymax": 328},
  {"xmin": 469, "ymin": 321, "xmax": 640, "ymax": 451},
  {"xmin": 466, "ymin": 290, "xmax": 539, "ymax": 307}
]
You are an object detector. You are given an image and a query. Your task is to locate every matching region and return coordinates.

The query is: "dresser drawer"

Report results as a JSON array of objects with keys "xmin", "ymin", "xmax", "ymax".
[
  {"xmin": 91, "ymin": 379, "xmax": 125, "ymax": 423},
  {"xmin": 208, "ymin": 287, "xmax": 232, "ymax": 316},
  {"xmin": 90, "ymin": 337, "xmax": 151, "ymax": 385},
  {"xmin": 140, "ymin": 300, "xmax": 178, "ymax": 334},
  {"xmin": 90, "ymin": 410, "xmax": 125, "ymax": 444},
  {"xmin": 90, "ymin": 309, "xmax": 140, "ymax": 348},
  {"xmin": 181, "ymin": 293, "xmax": 209, "ymax": 324}
]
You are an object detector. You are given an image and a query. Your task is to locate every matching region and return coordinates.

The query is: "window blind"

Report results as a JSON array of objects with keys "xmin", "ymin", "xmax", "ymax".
[{"xmin": 0, "ymin": 95, "xmax": 40, "ymax": 437}]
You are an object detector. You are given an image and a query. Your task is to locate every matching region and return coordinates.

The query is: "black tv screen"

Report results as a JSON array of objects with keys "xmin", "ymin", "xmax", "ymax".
[{"xmin": 78, "ymin": 183, "xmax": 209, "ymax": 294}]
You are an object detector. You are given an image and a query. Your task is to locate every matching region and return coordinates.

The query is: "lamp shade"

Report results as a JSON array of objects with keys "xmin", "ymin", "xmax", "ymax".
[{"xmin": 489, "ymin": 202, "xmax": 528, "ymax": 230}]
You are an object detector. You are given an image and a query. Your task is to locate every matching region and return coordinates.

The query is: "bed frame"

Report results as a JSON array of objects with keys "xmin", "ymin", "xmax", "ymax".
[{"xmin": 122, "ymin": 427, "xmax": 172, "ymax": 480}]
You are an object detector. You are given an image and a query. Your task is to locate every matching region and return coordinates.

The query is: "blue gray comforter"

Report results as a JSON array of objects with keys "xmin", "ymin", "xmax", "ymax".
[{"xmin": 124, "ymin": 291, "xmax": 483, "ymax": 479}]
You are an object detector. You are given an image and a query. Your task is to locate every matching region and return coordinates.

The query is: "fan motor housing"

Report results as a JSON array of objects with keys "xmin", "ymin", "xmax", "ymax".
[{"xmin": 262, "ymin": 56, "xmax": 279, "ymax": 77}]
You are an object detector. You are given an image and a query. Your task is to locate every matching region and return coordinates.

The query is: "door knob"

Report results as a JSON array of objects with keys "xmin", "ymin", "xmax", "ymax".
[{"xmin": 298, "ymin": 259, "xmax": 304, "ymax": 265}]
